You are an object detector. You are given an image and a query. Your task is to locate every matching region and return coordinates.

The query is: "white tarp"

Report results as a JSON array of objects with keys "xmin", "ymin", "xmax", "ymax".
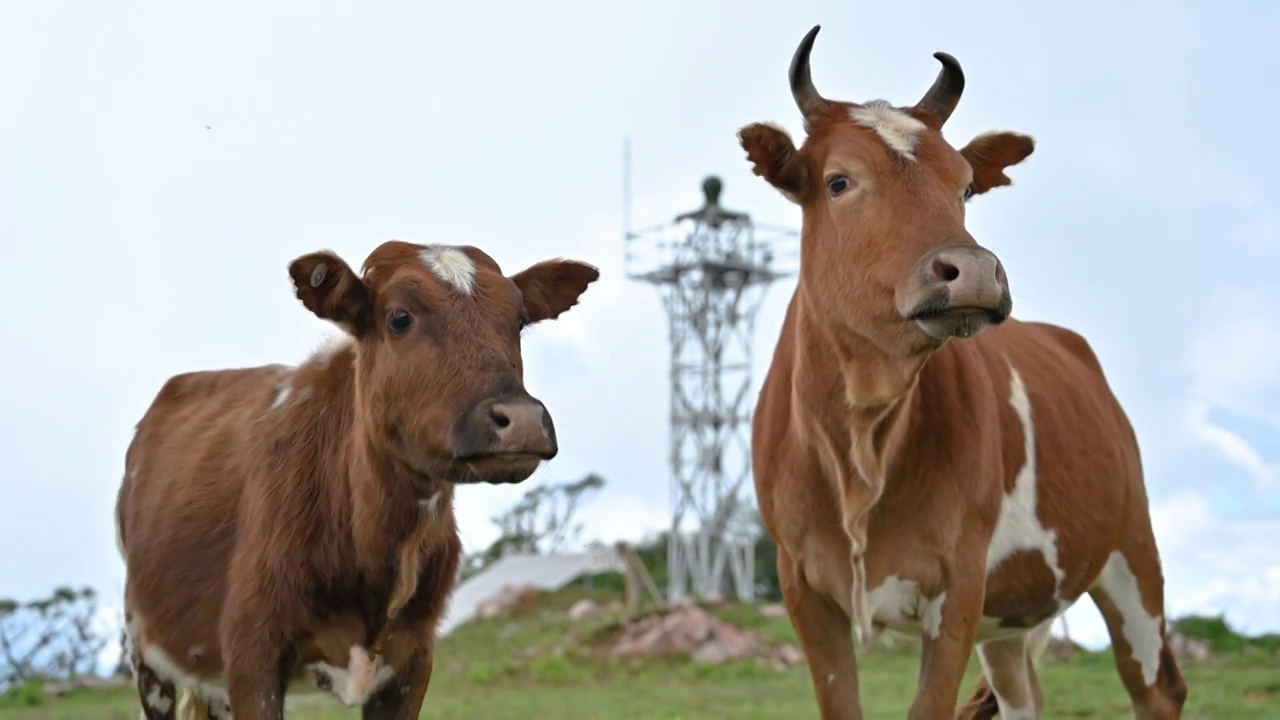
[{"xmin": 438, "ymin": 547, "xmax": 626, "ymax": 636}]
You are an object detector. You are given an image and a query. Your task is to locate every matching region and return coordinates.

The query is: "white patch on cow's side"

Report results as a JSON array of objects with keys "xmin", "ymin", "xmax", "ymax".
[
  {"xmin": 270, "ymin": 380, "xmax": 292, "ymax": 410},
  {"xmin": 420, "ymin": 492, "xmax": 442, "ymax": 521},
  {"xmin": 986, "ymin": 366, "xmax": 1066, "ymax": 595},
  {"xmin": 866, "ymin": 575, "xmax": 947, "ymax": 640},
  {"xmin": 921, "ymin": 591, "xmax": 946, "ymax": 640},
  {"xmin": 849, "ymin": 100, "xmax": 927, "ymax": 160},
  {"xmin": 141, "ymin": 642, "xmax": 231, "ymax": 713},
  {"xmin": 420, "ymin": 245, "xmax": 476, "ymax": 294},
  {"xmin": 1095, "ymin": 551, "xmax": 1164, "ymax": 686},
  {"xmin": 259, "ymin": 367, "xmax": 309, "ymax": 422},
  {"xmin": 308, "ymin": 646, "xmax": 395, "ymax": 707},
  {"xmin": 145, "ymin": 683, "xmax": 173, "ymax": 713}
]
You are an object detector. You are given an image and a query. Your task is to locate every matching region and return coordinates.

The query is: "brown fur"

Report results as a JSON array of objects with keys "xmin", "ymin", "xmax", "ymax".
[
  {"xmin": 740, "ymin": 32, "xmax": 1186, "ymax": 720},
  {"xmin": 116, "ymin": 240, "xmax": 598, "ymax": 719}
]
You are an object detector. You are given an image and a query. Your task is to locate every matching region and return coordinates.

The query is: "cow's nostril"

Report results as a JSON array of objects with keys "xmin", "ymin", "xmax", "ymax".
[
  {"xmin": 932, "ymin": 258, "xmax": 960, "ymax": 282},
  {"xmin": 490, "ymin": 409, "xmax": 511, "ymax": 429}
]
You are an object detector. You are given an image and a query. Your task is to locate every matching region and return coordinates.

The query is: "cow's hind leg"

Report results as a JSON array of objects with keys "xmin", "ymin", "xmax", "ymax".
[
  {"xmin": 176, "ymin": 690, "xmax": 221, "ymax": 720},
  {"xmin": 124, "ymin": 608, "xmax": 177, "ymax": 720},
  {"xmin": 1089, "ymin": 531, "xmax": 1187, "ymax": 719},
  {"xmin": 956, "ymin": 620, "xmax": 1053, "ymax": 720},
  {"xmin": 134, "ymin": 658, "xmax": 178, "ymax": 720}
]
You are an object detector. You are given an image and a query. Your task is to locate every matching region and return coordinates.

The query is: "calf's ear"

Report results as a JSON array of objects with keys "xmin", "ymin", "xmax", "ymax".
[
  {"xmin": 738, "ymin": 122, "xmax": 811, "ymax": 204},
  {"xmin": 958, "ymin": 131, "xmax": 1036, "ymax": 196},
  {"xmin": 510, "ymin": 259, "xmax": 600, "ymax": 325},
  {"xmin": 288, "ymin": 250, "xmax": 374, "ymax": 337}
]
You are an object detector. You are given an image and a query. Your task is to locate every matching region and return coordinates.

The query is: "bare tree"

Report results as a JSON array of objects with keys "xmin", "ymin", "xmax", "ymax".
[
  {"xmin": 0, "ymin": 587, "xmax": 109, "ymax": 689},
  {"xmin": 463, "ymin": 473, "xmax": 607, "ymax": 577}
]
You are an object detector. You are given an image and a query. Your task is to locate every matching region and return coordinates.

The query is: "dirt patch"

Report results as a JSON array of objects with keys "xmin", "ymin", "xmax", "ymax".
[
  {"xmin": 586, "ymin": 600, "xmax": 804, "ymax": 669},
  {"xmin": 473, "ymin": 583, "xmax": 543, "ymax": 621}
]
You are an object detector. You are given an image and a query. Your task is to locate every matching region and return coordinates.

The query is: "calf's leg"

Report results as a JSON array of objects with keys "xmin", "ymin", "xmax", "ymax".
[
  {"xmin": 135, "ymin": 659, "xmax": 178, "ymax": 720},
  {"xmin": 220, "ymin": 611, "xmax": 290, "ymax": 719},
  {"xmin": 175, "ymin": 691, "xmax": 214, "ymax": 720},
  {"xmin": 363, "ymin": 645, "xmax": 435, "ymax": 720}
]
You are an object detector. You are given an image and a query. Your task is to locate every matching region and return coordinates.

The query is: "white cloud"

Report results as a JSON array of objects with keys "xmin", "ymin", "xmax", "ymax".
[
  {"xmin": 1178, "ymin": 286, "xmax": 1280, "ymax": 492},
  {"xmin": 451, "ymin": 476, "xmax": 669, "ymax": 558},
  {"xmin": 576, "ymin": 491, "xmax": 672, "ymax": 546},
  {"xmin": 1184, "ymin": 402, "xmax": 1275, "ymax": 494}
]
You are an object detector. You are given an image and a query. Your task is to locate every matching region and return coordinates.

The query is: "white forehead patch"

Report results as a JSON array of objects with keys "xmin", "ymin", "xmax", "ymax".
[
  {"xmin": 420, "ymin": 245, "xmax": 476, "ymax": 294},
  {"xmin": 849, "ymin": 100, "xmax": 927, "ymax": 160}
]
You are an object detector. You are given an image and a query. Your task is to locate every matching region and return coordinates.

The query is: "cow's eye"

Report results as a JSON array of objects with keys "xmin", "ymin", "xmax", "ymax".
[
  {"xmin": 388, "ymin": 310, "xmax": 413, "ymax": 334},
  {"xmin": 827, "ymin": 176, "xmax": 851, "ymax": 196}
]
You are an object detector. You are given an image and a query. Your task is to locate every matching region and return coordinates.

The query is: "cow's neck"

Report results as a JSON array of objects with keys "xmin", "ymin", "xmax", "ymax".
[
  {"xmin": 347, "ymin": 432, "xmax": 453, "ymax": 574},
  {"xmin": 282, "ymin": 340, "xmax": 454, "ymax": 660},
  {"xmin": 344, "ymin": 434, "xmax": 456, "ymax": 655},
  {"xmin": 793, "ymin": 292, "xmax": 936, "ymax": 642},
  {"xmin": 311, "ymin": 350, "xmax": 454, "ymax": 626},
  {"xmin": 796, "ymin": 295, "xmax": 928, "ymax": 489}
]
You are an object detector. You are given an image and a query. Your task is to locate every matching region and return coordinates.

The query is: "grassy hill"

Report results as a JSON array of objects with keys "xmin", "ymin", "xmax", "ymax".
[{"xmin": 3, "ymin": 585, "xmax": 1277, "ymax": 719}]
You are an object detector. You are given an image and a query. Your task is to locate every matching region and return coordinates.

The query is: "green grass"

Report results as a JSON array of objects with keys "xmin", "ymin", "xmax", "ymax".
[{"xmin": 4, "ymin": 587, "xmax": 1277, "ymax": 719}]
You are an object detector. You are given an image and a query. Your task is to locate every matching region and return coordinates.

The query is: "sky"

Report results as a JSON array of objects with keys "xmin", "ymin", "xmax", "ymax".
[{"xmin": 2, "ymin": 0, "xmax": 1278, "ymax": 659}]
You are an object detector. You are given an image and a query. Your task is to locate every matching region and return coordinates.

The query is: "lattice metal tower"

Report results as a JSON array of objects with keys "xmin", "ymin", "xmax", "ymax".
[{"xmin": 625, "ymin": 172, "xmax": 798, "ymax": 602}]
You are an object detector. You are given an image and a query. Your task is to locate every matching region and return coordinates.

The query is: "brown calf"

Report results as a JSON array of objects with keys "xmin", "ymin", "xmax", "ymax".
[
  {"xmin": 115, "ymin": 240, "xmax": 598, "ymax": 719},
  {"xmin": 740, "ymin": 26, "xmax": 1187, "ymax": 719}
]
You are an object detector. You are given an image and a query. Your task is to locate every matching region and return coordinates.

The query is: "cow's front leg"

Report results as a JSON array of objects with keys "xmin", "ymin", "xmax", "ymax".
[
  {"xmin": 363, "ymin": 644, "xmax": 434, "ymax": 720},
  {"xmin": 220, "ymin": 601, "xmax": 291, "ymax": 720},
  {"xmin": 777, "ymin": 543, "xmax": 864, "ymax": 719},
  {"xmin": 222, "ymin": 641, "xmax": 289, "ymax": 720},
  {"xmin": 909, "ymin": 559, "xmax": 985, "ymax": 720}
]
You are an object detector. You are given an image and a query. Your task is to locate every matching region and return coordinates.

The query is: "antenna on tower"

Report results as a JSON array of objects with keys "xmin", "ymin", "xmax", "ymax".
[
  {"xmin": 625, "ymin": 169, "xmax": 798, "ymax": 602},
  {"xmin": 623, "ymin": 137, "xmax": 632, "ymax": 237},
  {"xmin": 622, "ymin": 137, "xmax": 633, "ymax": 272}
]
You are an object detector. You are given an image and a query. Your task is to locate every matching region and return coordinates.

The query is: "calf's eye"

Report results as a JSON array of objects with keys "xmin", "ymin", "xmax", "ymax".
[
  {"xmin": 388, "ymin": 310, "xmax": 413, "ymax": 334},
  {"xmin": 827, "ymin": 176, "xmax": 850, "ymax": 196}
]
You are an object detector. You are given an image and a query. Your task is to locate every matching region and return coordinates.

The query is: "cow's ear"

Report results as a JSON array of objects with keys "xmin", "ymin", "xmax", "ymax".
[
  {"xmin": 510, "ymin": 259, "xmax": 600, "ymax": 325},
  {"xmin": 738, "ymin": 122, "xmax": 811, "ymax": 204},
  {"xmin": 959, "ymin": 131, "xmax": 1035, "ymax": 196},
  {"xmin": 288, "ymin": 250, "xmax": 374, "ymax": 337}
]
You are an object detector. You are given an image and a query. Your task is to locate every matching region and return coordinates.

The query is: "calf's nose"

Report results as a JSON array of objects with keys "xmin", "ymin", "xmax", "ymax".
[
  {"xmin": 454, "ymin": 395, "xmax": 558, "ymax": 461},
  {"xmin": 488, "ymin": 401, "xmax": 554, "ymax": 455}
]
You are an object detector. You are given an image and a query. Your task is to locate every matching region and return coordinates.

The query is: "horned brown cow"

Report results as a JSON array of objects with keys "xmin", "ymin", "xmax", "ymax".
[
  {"xmin": 115, "ymin": 240, "xmax": 598, "ymax": 719},
  {"xmin": 740, "ymin": 26, "xmax": 1187, "ymax": 719}
]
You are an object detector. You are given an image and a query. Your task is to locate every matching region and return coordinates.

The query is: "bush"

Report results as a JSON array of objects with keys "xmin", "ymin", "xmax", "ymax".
[
  {"xmin": 1171, "ymin": 614, "xmax": 1248, "ymax": 654},
  {"xmin": 0, "ymin": 679, "xmax": 47, "ymax": 708}
]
